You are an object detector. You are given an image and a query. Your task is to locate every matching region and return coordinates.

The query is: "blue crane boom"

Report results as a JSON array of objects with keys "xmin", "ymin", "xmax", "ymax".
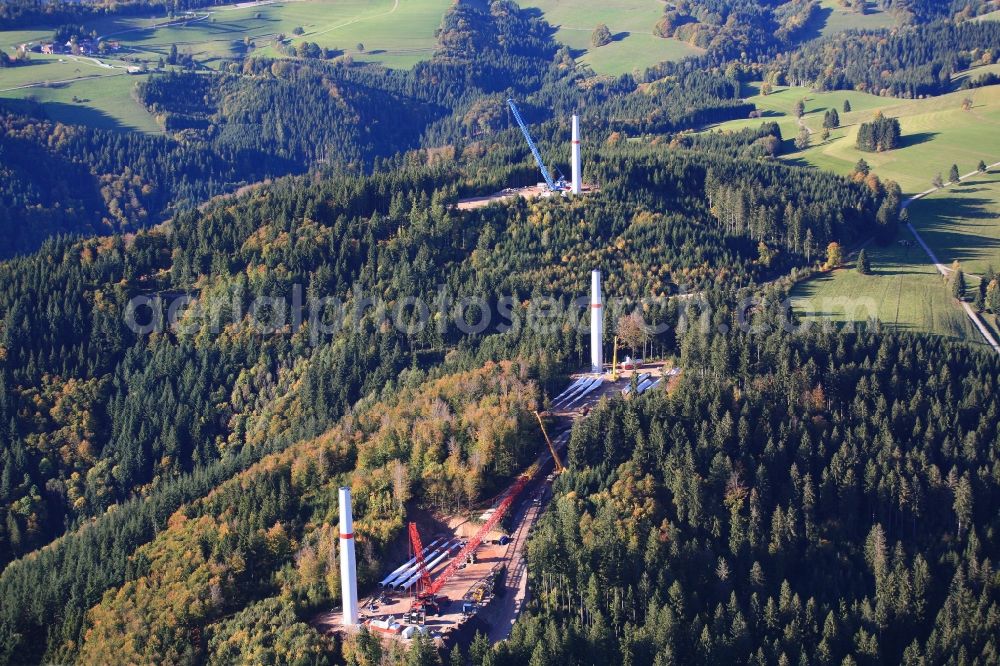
[{"xmin": 507, "ymin": 98, "xmax": 559, "ymax": 192}]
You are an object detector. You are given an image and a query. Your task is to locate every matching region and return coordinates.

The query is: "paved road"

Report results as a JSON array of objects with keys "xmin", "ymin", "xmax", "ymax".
[{"xmin": 901, "ymin": 162, "xmax": 1000, "ymax": 354}]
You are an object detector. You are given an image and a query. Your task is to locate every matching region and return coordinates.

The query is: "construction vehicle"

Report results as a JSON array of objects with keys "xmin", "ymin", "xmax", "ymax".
[
  {"xmin": 403, "ymin": 609, "xmax": 426, "ymax": 626},
  {"xmin": 507, "ymin": 98, "xmax": 568, "ymax": 195},
  {"xmin": 533, "ymin": 410, "xmax": 565, "ymax": 473},
  {"xmin": 408, "ymin": 463, "xmax": 539, "ymax": 614}
]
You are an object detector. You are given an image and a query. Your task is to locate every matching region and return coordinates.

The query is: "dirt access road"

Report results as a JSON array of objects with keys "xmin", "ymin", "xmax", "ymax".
[
  {"xmin": 478, "ymin": 362, "xmax": 677, "ymax": 642},
  {"xmin": 902, "ymin": 161, "xmax": 1000, "ymax": 354}
]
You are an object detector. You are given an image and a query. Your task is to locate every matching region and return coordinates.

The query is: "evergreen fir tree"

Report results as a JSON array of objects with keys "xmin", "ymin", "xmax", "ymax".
[
  {"xmin": 952, "ymin": 270, "xmax": 967, "ymax": 299},
  {"xmin": 856, "ymin": 248, "xmax": 871, "ymax": 275},
  {"xmin": 987, "ymin": 279, "xmax": 1000, "ymax": 313},
  {"xmin": 795, "ymin": 127, "xmax": 810, "ymax": 150}
]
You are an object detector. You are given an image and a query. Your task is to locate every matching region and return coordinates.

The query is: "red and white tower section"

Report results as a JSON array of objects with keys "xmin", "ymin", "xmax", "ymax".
[
  {"xmin": 339, "ymin": 487, "xmax": 359, "ymax": 626},
  {"xmin": 591, "ymin": 269, "xmax": 603, "ymax": 373},
  {"xmin": 571, "ymin": 114, "xmax": 582, "ymax": 194}
]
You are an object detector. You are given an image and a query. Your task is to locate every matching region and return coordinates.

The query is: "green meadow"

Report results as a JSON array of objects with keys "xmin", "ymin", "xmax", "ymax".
[
  {"xmin": 810, "ymin": 0, "xmax": 897, "ymax": 37},
  {"xmin": 707, "ymin": 81, "xmax": 1000, "ymax": 195},
  {"xmin": 517, "ymin": 0, "xmax": 702, "ymax": 76},
  {"xmin": 0, "ymin": 0, "xmax": 452, "ymax": 68},
  {"xmin": 907, "ymin": 170, "xmax": 1000, "ymax": 277},
  {"xmin": 0, "ymin": 70, "xmax": 160, "ymax": 133},
  {"xmin": 0, "ymin": 0, "xmax": 452, "ymax": 130},
  {"xmin": 791, "ymin": 85, "xmax": 1000, "ymax": 194},
  {"xmin": 775, "ymin": 85, "xmax": 1000, "ymax": 344},
  {"xmin": 789, "ymin": 235, "xmax": 980, "ymax": 344}
]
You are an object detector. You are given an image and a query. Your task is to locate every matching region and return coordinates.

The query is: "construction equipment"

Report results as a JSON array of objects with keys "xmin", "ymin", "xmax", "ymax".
[
  {"xmin": 403, "ymin": 609, "xmax": 426, "ymax": 626},
  {"xmin": 534, "ymin": 410, "xmax": 565, "ymax": 473},
  {"xmin": 409, "ymin": 465, "xmax": 537, "ymax": 613},
  {"xmin": 610, "ymin": 336, "xmax": 621, "ymax": 382},
  {"xmin": 507, "ymin": 98, "xmax": 567, "ymax": 195},
  {"xmin": 407, "ymin": 522, "xmax": 431, "ymax": 596}
]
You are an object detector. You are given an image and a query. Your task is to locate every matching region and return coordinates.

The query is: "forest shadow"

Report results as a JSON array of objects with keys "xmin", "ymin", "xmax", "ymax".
[
  {"xmin": 9, "ymin": 59, "xmax": 58, "ymax": 71},
  {"xmin": 520, "ymin": 6, "xmax": 556, "ymax": 36},
  {"xmin": 920, "ymin": 195, "xmax": 995, "ymax": 222},
  {"xmin": 781, "ymin": 146, "xmax": 820, "ymax": 166},
  {"xmin": 898, "ymin": 131, "xmax": 938, "ymax": 148},
  {"xmin": 0, "ymin": 97, "xmax": 130, "ymax": 132},
  {"xmin": 797, "ymin": 6, "xmax": 832, "ymax": 43},
  {"xmin": 914, "ymin": 193, "xmax": 1000, "ymax": 267},
  {"xmin": 611, "ymin": 31, "xmax": 630, "ymax": 43},
  {"xmin": 953, "ymin": 175, "xmax": 999, "ymax": 188},
  {"xmin": 109, "ymin": 26, "xmax": 158, "ymax": 45}
]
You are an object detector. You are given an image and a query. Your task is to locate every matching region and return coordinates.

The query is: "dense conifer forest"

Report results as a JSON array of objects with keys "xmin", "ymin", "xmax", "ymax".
[
  {"xmin": 857, "ymin": 113, "xmax": 903, "ymax": 152},
  {"xmin": 0, "ymin": 136, "xmax": 896, "ymax": 665},
  {"xmin": 775, "ymin": 20, "xmax": 1000, "ymax": 97},
  {"xmin": 2, "ymin": 0, "xmax": 1000, "ymax": 663},
  {"xmin": 495, "ymin": 318, "xmax": 1000, "ymax": 664},
  {"xmin": 0, "ymin": 0, "xmax": 240, "ymax": 27}
]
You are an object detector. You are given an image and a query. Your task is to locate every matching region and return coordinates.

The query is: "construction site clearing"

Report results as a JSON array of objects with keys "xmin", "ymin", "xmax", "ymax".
[
  {"xmin": 456, "ymin": 100, "xmax": 597, "ymax": 210},
  {"xmin": 455, "ymin": 183, "xmax": 598, "ymax": 211},
  {"xmin": 313, "ymin": 360, "xmax": 679, "ymax": 647},
  {"xmin": 316, "ymin": 153, "xmax": 678, "ymax": 646}
]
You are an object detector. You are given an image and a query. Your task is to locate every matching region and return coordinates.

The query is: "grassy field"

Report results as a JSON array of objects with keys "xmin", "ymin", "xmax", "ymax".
[
  {"xmin": 953, "ymin": 62, "xmax": 1000, "ymax": 86},
  {"xmin": 0, "ymin": 70, "xmax": 160, "ymax": 132},
  {"xmin": 706, "ymin": 79, "xmax": 1000, "ymax": 194},
  {"xmin": 908, "ymin": 170, "xmax": 1000, "ymax": 277},
  {"xmin": 0, "ymin": 0, "xmax": 451, "ymax": 130},
  {"xmin": 0, "ymin": 53, "xmax": 122, "ymax": 89},
  {"xmin": 190, "ymin": 0, "xmax": 453, "ymax": 69},
  {"xmin": 2, "ymin": 0, "xmax": 451, "ymax": 69},
  {"xmin": 778, "ymin": 82, "xmax": 1000, "ymax": 345},
  {"xmin": 791, "ymin": 84, "xmax": 1000, "ymax": 193},
  {"xmin": 809, "ymin": 0, "xmax": 897, "ymax": 37},
  {"xmin": 790, "ymin": 234, "xmax": 980, "ymax": 343},
  {"xmin": 0, "ymin": 52, "xmax": 160, "ymax": 132},
  {"xmin": 517, "ymin": 0, "xmax": 702, "ymax": 76},
  {"xmin": 713, "ymin": 83, "xmax": 889, "ymax": 142}
]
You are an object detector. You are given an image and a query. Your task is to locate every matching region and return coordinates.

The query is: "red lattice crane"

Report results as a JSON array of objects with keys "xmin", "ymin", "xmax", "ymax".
[
  {"xmin": 410, "ymin": 465, "xmax": 537, "ymax": 611},
  {"xmin": 408, "ymin": 522, "xmax": 432, "ymax": 595}
]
